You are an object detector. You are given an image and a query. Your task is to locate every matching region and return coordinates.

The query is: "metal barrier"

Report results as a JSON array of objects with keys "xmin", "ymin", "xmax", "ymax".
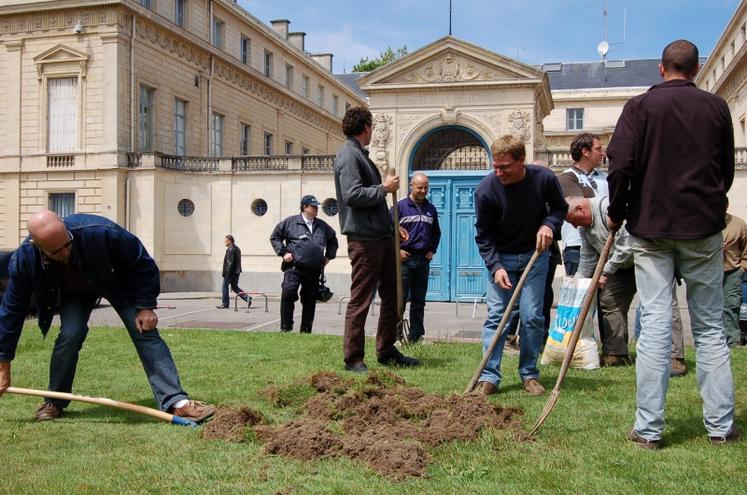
[
  {"xmin": 337, "ymin": 296, "xmax": 380, "ymax": 316},
  {"xmin": 455, "ymin": 295, "xmax": 487, "ymax": 319},
  {"xmin": 234, "ymin": 291, "xmax": 269, "ymax": 313}
]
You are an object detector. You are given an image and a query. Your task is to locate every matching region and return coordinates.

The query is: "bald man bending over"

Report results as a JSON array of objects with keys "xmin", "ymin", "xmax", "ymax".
[{"xmin": 0, "ymin": 210, "xmax": 215, "ymax": 422}]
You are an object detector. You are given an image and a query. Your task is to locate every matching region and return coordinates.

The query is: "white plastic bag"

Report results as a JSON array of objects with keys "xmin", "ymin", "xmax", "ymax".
[{"xmin": 541, "ymin": 276, "xmax": 600, "ymax": 370}]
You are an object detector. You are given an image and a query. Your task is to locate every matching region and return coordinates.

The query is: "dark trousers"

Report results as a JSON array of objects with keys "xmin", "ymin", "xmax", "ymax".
[
  {"xmin": 49, "ymin": 291, "xmax": 188, "ymax": 411},
  {"xmin": 280, "ymin": 266, "xmax": 320, "ymax": 332},
  {"xmin": 599, "ymin": 267, "xmax": 637, "ymax": 356},
  {"xmin": 401, "ymin": 253, "xmax": 430, "ymax": 342},
  {"xmin": 344, "ymin": 238, "xmax": 398, "ymax": 365},
  {"xmin": 222, "ymin": 273, "xmax": 247, "ymax": 307},
  {"xmin": 563, "ymin": 246, "xmax": 580, "ymax": 276}
]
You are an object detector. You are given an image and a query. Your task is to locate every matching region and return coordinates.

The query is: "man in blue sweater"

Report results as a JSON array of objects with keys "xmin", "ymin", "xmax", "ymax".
[
  {"xmin": 395, "ymin": 172, "xmax": 441, "ymax": 343},
  {"xmin": 474, "ymin": 135, "xmax": 567, "ymax": 396}
]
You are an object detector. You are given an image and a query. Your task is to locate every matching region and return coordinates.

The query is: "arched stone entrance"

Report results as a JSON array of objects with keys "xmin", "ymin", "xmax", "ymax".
[{"xmin": 408, "ymin": 125, "xmax": 491, "ymax": 302}]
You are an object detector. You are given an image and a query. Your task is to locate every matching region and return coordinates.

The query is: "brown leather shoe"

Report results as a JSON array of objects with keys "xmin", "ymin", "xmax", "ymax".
[
  {"xmin": 522, "ymin": 378, "xmax": 546, "ymax": 396},
  {"xmin": 627, "ymin": 429, "xmax": 661, "ymax": 449},
  {"xmin": 670, "ymin": 358, "xmax": 687, "ymax": 377},
  {"xmin": 600, "ymin": 354, "xmax": 633, "ymax": 367},
  {"xmin": 474, "ymin": 381, "xmax": 498, "ymax": 396},
  {"xmin": 709, "ymin": 426, "xmax": 742, "ymax": 445},
  {"xmin": 172, "ymin": 400, "xmax": 216, "ymax": 423},
  {"xmin": 36, "ymin": 402, "xmax": 63, "ymax": 421}
]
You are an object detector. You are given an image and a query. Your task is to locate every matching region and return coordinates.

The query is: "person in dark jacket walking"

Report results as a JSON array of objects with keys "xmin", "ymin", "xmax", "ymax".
[
  {"xmin": 0, "ymin": 210, "xmax": 215, "ymax": 423},
  {"xmin": 607, "ymin": 39, "xmax": 739, "ymax": 447},
  {"xmin": 270, "ymin": 195, "xmax": 338, "ymax": 333},
  {"xmin": 334, "ymin": 106, "xmax": 419, "ymax": 373},
  {"xmin": 218, "ymin": 235, "xmax": 250, "ymax": 309},
  {"xmin": 395, "ymin": 172, "xmax": 441, "ymax": 343}
]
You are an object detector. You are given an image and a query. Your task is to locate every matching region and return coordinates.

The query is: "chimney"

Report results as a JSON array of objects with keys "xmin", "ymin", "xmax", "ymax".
[
  {"xmin": 311, "ymin": 53, "xmax": 334, "ymax": 72},
  {"xmin": 270, "ymin": 19, "xmax": 290, "ymax": 39},
  {"xmin": 288, "ymin": 31, "xmax": 306, "ymax": 52}
]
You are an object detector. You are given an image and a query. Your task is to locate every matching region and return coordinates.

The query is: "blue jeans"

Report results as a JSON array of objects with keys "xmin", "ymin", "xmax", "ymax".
[
  {"xmin": 480, "ymin": 249, "xmax": 549, "ymax": 387},
  {"xmin": 401, "ymin": 253, "xmax": 430, "ymax": 342},
  {"xmin": 47, "ymin": 291, "xmax": 189, "ymax": 411},
  {"xmin": 222, "ymin": 273, "xmax": 248, "ymax": 307},
  {"xmin": 631, "ymin": 233, "xmax": 734, "ymax": 440}
]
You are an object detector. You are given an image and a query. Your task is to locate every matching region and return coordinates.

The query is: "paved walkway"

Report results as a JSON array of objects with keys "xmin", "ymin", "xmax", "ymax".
[{"xmin": 79, "ymin": 291, "xmax": 695, "ymax": 345}]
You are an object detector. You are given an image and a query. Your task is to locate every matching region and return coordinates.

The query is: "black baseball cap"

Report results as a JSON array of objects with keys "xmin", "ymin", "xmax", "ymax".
[{"xmin": 301, "ymin": 195, "xmax": 320, "ymax": 207}]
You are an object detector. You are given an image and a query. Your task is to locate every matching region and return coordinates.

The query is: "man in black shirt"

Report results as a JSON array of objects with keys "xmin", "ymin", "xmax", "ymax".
[{"xmin": 474, "ymin": 135, "xmax": 567, "ymax": 396}]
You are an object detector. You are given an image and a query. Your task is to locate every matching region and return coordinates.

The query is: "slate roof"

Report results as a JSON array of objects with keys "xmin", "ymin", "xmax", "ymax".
[
  {"xmin": 334, "ymin": 57, "xmax": 708, "ymax": 96},
  {"xmin": 541, "ymin": 59, "xmax": 661, "ymax": 90},
  {"xmin": 334, "ymin": 72, "xmax": 370, "ymax": 99}
]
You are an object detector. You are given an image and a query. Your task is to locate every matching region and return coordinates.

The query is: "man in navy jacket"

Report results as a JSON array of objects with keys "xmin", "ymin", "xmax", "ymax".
[
  {"xmin": 0, "ymin": 210, "xmax": 214, "ymax": 422},
  {"xmin": 395, "ymin": 172, "xmax": 441, "ymax": 343}
]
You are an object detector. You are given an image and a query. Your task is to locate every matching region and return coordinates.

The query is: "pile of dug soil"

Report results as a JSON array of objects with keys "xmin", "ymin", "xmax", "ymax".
[{"xmin": 241, "ymin": 370, "xmax": 523, "ymax": 479}]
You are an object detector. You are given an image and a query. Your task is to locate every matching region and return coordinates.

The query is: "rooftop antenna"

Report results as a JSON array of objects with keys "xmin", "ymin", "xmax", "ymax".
[
  {"xmin": 449, "ymin": 0, "xmax": 452, "ymax": 36},
  {"xmin": 597, "ymin": 1, "xmax": 627, "ymax": 60}
]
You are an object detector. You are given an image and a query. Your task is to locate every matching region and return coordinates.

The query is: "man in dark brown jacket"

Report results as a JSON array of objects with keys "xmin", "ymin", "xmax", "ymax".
[{"xmin": 607, "ymin": 39, "xmax": 739, "ymax": 448}]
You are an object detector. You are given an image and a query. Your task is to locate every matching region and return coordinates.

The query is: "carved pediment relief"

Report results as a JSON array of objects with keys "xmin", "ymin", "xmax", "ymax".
[
  {"xmin": 392, "ymin": 52, "xmax": 519, "ymax": 84},
  {"xmin": 33, "ymin": 44, "xmax": 89, "ymax": 80},
  {"xmin": 359, "ymin": 37, "xmax": 544, "ymax": 89}
]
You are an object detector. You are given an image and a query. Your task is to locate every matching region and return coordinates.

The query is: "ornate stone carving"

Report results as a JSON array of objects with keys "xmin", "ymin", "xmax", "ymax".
[
  {"xmin": 0, "ymin": 7, "xmax": 119, "ymax": 34},
  {"xmin": 507, "ymin": 110, "xmax": 531, "ymax": 141},
  {"xmin": 371, "ymin": 113, "xmax": 393, "ymax": 150},
  {"xmin": 397, "ymin": 114, "xmax": 423, "ymax": 142},
  {"xmin": 440, "ymin": 106, "xmax": 459, "ymax": 124},
  {"xmin": 471, "ymin": 112, "xmax": 502, "ymax": 135},
  {"xmin": 401, "ymin": 54, "xmax": 500, "ymax": 84}
]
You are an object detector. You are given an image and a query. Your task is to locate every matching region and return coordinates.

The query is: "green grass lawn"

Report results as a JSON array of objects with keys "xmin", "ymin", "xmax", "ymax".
[{"xmin": 1, "ymin": 324, "xmax": 745, "ymax": 495}]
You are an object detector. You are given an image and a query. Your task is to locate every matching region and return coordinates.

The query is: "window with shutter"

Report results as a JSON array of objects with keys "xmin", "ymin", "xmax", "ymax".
[{"xmin": 47, "ymin": 77, "xmax": 78, "ymax": 152}]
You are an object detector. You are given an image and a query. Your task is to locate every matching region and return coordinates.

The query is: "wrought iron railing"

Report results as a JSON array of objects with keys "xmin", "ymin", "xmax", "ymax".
[
  {"xmin": 232, "ymin": 155, "xmax": 289, "ymax": 171},
  {"xmin": 302, "ymin": 154, "xmax": 335, "ymax": 171}
]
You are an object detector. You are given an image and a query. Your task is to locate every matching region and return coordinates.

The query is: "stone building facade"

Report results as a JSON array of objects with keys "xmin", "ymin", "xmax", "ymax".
[
  {"xmin": 696, "ymin": 0, "xmax": 747, "ymax": 217},
  {"xmin": 0, "ymin": 0, "xmax": 365, "ymax": 292},
  {"xmin": 1, "ymin": 0, "xmax": 745, "ymax": 299}
]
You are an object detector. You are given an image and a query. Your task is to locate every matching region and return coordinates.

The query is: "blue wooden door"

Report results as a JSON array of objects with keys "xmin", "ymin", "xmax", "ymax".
[
  {"xmin": 425, "ymin": 178, "xmax": 450, "ymax": 301},
  {"xmin": 451, "ymin": 179, "xmax": 487, "ymax": 300},
  {"xmin": 421, "ymin": 174, "xmax": 487, "ymax": 302}
]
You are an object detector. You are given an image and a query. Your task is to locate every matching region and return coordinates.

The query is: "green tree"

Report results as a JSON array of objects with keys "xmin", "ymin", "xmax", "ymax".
[{"xmin": 352, "ymin": 46, "xmax": 408, "ymax": 72}]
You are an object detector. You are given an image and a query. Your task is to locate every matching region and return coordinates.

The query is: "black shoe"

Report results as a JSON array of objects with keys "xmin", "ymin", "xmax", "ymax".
[
  {"xmin": 300, "ymin": 327, "xmax": 312, "ymax": 334},
  {"xmin": 709, "ymin": 426, "xmax": 742, "ymax": 445},
  {"xmin": 216, "ymin": 305, "xmax": 229, "ymax": 309},
  {"xmin": 280, "ymin": 327, "xmax": 292, "ymax": 333},
  {"xmin": 344, "ymin": 361, "xmax": 369, "ymax": 373},
  {"xmin": 377, "ymin": 348, "xmax": 420, "ymax": 367}
]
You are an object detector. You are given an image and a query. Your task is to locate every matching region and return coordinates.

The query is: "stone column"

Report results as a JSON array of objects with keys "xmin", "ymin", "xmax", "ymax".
[
  {"xmin": 100, "ymin": 33, "xmax": 126, "ymax": 155},
  {"xmin": 4, "ymin": 40, "xmax": 23, "ymax": 157}
]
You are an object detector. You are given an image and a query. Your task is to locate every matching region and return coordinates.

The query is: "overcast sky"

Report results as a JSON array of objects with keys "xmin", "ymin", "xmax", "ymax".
[{"xmin": 240, "ymin": 0, "xmax": 740, "ymax": 73}]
